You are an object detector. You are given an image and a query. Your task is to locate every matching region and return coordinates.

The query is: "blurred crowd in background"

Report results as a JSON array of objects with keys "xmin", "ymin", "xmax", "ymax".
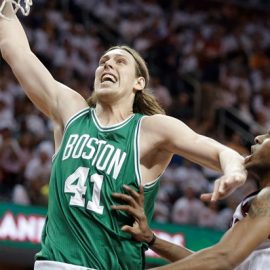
[{"xmin": 0, "ymin": 0, "xmax": 270, "ymax": 231}]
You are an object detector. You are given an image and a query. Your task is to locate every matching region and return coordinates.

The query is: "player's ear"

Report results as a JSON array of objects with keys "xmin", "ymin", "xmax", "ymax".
[{"xmin": 134, "ymin": 77, "xmax": 145, "ymax": 92}]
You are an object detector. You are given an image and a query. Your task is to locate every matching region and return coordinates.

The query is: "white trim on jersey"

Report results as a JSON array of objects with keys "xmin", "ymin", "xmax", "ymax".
[
  {"xmin": 34, "ymin": 260, "xmax": 96, "ymax": 270},
  {"xmin": 65, "ymin": 107, "xmax": 90, "ymax": 131},
  {"xmin": 134, "ymin": 116, "xmax": 143, "ymax": 186},
  {"xmin": 91, "ymin": 108, "xmax": 135, "ymax": 131},
  {"xmin": 144, "ymin": 177, "xmax": 160, "ymax": 189},
  {"xmin": 134, "ymin": 116, "xmax": 162, "ymax": 189}
]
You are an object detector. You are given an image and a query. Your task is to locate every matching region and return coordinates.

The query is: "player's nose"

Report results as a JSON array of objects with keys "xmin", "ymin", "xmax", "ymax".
[
  {"xmin": 254, "ymin": 134, "xmax": 266, "ymax": 144},
  {"xmin": 104, "ymin": 59, "xmax": 114, "ymax": 69}
]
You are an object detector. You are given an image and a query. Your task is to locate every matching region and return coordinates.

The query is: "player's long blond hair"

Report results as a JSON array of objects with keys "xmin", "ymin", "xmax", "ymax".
[{"xmin": 87, "ymin": 45, "xmax": 165, "ymax": 115}]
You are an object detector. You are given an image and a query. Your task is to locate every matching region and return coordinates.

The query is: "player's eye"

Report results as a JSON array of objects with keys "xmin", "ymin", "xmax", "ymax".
[
  {"xmin": 116, "ymin": 58, "xmax": 126, "ymax": 64},
  {"xmin": 99, "ymin": 60, "xmax": 105, "ymax": 66}
]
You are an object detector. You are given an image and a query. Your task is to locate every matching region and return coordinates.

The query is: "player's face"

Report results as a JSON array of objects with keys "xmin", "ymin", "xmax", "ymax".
[
  {"xmin": 94, "ymin": 49, "xmax": 144, "ymax": 103},
  {"xmin": 245, "ymin": 130, "xmax": 270, "ymax": 170}
]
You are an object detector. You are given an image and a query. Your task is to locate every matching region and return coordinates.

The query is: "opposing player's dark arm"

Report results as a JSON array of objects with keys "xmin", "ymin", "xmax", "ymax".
[
  {"xmin": 150, "ymin": 237, "xmax": 193, "ymax": 262},
  {"xmin": 111, "ymin": 185, "xmax": 192, "ymax": 262},
  {"xmin": 149, "ymin": 187, "xmax": 270, "ymax": 270}
]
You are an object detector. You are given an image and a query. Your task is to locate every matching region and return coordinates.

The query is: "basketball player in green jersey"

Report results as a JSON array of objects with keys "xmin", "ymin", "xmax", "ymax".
[{"xmin": 0, "ymin": 2, "xmax": 246, "ymax": 270}]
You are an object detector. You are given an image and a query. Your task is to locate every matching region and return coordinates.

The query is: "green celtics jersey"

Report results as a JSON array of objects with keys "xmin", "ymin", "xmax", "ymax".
[{"xmin": 36, "ymin": 107, "xmax": 160, "ymax": 270}]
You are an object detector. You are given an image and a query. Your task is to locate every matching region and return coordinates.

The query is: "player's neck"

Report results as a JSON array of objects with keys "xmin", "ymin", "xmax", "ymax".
[
  {"xmin": 259, "ymin": 172, "xmax": 270, "ymax": 188},
  {"xmin": 95, "ymin": 103, "xmax": 134, "ymax": 126}
]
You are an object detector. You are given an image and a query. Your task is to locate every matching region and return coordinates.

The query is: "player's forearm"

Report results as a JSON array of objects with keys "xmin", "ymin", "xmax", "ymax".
[
  {"xmin": 149, "ymin": 248, "xmax": 233, "ymax": 270},
  {"xmin": 151, "ymin": 237, "xmax": 193, "ymax": 262},
  {"xmin": 219, "ymin": 148, "xmax": 246, "ymax": 176},
  {"xmin": 0, "ymin": 2, "xmax": 31, "ymax": 60}
]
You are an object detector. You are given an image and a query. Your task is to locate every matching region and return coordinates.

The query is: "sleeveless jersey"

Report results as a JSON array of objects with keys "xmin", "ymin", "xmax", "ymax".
[
  {"xmin": 35, "ymin": 108, "xmax": 160, "ymax": 270},
  {"xmin": 231, "ymin": 191, "xmax": 270, "ymax": 270}
]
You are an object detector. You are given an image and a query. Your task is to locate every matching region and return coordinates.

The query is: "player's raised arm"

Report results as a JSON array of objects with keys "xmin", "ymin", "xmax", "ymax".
[
  {"xmin": 142, "ymin": 115, "xmax": 247, "ymax": 201},
  {"xmin": 0, "ymin": 1, "xmax": 87, "ymax": 125}
]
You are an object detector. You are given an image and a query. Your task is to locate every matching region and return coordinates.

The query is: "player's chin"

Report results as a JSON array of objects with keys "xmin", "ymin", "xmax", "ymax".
[
  {"xmin": 100, "ymin": 84, "xmax": 118, "ymax": 92},
  {"xmin": 96, "ymin": 87, "xmax": 113, "ymax": 93},
  {"xmin": 95, "ymin": 88, "xmax": 116, "ymax": 100}
]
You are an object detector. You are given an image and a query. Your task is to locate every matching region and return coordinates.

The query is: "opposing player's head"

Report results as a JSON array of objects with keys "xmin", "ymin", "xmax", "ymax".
[
  {"xmin": 88, "ymin": 45, "xmax": 164, "ymax": 115},
  {"xmin": 245, "ymin": 131, "xmax": 270, "ymax": 183}
]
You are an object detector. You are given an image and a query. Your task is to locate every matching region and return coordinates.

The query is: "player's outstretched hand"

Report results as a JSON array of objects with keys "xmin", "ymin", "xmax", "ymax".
[
  {"xmin": 111, "ymin": 185, "xmax": 153, "ymax": 243},
  {"xmin": 201, "ymin": 170, "xmax": 247, "ymax": 202}
]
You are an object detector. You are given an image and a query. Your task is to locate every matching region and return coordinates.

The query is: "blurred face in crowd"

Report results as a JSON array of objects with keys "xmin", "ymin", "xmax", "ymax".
[
  {"xmin": 94, "ymin": 49, "xmax": 145, "ymax": 104},
  {"xmin": 245, "ymin": 131, "xmax": 270, "ymax": 182}
]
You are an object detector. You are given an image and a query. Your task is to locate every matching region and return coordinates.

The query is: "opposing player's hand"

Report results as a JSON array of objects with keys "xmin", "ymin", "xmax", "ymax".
[
  {"xmin": 201, "ymin": 171, "xmax": 247, "ymax": 202},
  {"xmin": 111, "ymin": 185, "xmax": 153, "ymax": 243}
]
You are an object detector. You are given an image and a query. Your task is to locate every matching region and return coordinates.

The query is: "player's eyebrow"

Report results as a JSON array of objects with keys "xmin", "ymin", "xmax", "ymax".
[{"xmin": 100, "ymin": 53, "xmax": 129, "ymax": 61}]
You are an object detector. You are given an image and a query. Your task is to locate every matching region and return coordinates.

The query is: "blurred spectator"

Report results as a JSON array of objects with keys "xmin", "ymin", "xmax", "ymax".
[
  {"xmin": 226, "ymin": 132, "xmax": 249, "ymax": 156},
  {"xmin": 172, "ymin": 186, "xmax": 204, "ymax": 225},
  {"xmin": 174, "ymin": 160, "xmax": 209, "ymax": 194},
  {"xmin": 169, "ymin": 92, "xmax": 194, "ymax": 123},
  {"xmin": 151, "ymin": 77, "xmax": 172, "ymax": 112},
  {"xmin": 0, "ymin": 124, "xmax": 24, "ymax": 196},
  {"xmin": 215, "ymin": 201, "xmax": 234, "ymax": 231},
  {"xmin": 198, "ymin": 201, "xmax": 218, "ymax": 228},
  {"xmin": 24, "ymin": 141, "xmax": 54, "ymax": 205}
]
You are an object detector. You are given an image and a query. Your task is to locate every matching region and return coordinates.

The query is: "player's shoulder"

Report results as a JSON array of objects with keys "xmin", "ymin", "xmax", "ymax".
[
  {"xmin": 248, "ymin": 186, "xmax": 270, "ymax": 218},
  {"xmin": 142, "ymin": 114, "xmax": 179, "ymax": 129},
  {"xmin": 141, "ymin": 114, "xmax": 188, "ymax": 139},
  {"xmin": 256, "ymin": 186, "xmax": 270, "ymax": 202}
]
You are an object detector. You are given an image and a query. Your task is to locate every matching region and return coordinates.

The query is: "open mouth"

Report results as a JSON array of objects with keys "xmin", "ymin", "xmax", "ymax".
[{"xmin": 101, "ymin": 73, "xmax": 117, "ymax": 83}]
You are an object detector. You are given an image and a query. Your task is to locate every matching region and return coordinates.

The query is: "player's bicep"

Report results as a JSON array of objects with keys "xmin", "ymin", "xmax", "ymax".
[
  {"xmin": 145, "ymin": 115, "xmax": 222, "ymax": 170},
  {"xmin": 9, "ymin": 49, "xmax": 59, "ymax": 118},
  {"xmin": 7, "ymin": 48, "xmax": 88, "ymax": 123}
]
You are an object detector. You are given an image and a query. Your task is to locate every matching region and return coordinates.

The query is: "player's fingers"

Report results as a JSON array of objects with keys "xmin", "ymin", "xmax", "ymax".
[
  {"xmin": 111, "ymin": 204, "xmax": 145, "ymax": 220},
  {"xmin": 200, "ymin": 193, "xmax": 212, "ymax": 202},
  {"xmin": 218, "ymin": 180, "xmax": 226, "ymax": 194},
  {"xmin": 211, "ymin": 179, "xmax": 221, "ymax": 201},
  {"xmin": 112, "ymin": 193, "xmax": 136, "ymax": 207},
  {"xmin": 232, "ymin": 173, "xmax": 246, "ymax": 187},
  {"xmin": 111, "ymin": 204, "xmax": 135, "ymax": 214},
  {"xmin": 123, "ymin": 185, "xmax": 144, "ymax": 206},
  {"xmin": 138, "ymin": 185, "xmax": 144, "ymax": 194},
  {"xmin": 121, "ymin": 225, "xmax": 137, "ymax": 235},
  {"xmin": 216, "ymin": 175, "xmax": 239, "ymax": 200},
  {"xmin": 121, "ymin": 185, "xmax": 144, "ymax": 208},
  {"xmin": 139, "ymin": 185, "xmax": 145, "ymax": 205},
  {"xmin": 123, "ymin": 185, "xmax": 141, "ymax": 202}
]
